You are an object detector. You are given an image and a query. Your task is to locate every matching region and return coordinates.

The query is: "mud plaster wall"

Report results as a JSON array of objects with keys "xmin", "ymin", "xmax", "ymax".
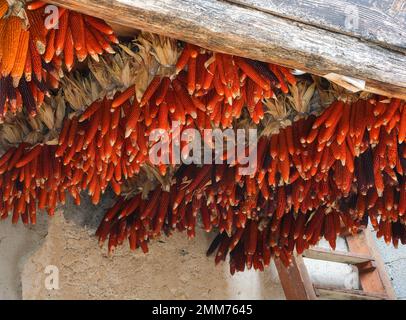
[
  {"xmin": 15, "ymin": 193, "xmax": 286, "ymax": 300},
  {"xmin": 0, "ymin": 192, "xmax": 404, "ymax": 300}
]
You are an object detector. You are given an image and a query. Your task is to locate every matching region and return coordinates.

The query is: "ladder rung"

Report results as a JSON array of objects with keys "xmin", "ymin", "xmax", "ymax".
[
  {"xmin": 314, "ymin": 285, "xmax": 390, "ymax": 300},
  {"xmin": 303, "ymin": 247, "xmax": 374, "ymax": 265}
]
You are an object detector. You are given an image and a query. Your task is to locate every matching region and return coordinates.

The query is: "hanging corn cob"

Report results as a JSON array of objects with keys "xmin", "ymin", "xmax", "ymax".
[
  {"xmin": 0, "ymin": 95, "xmax": 72, "ymax": 223},
  {"xmin": 26, "ymin": 0, "xmax": 118, "ymax": 70},
  {"xmin": 55, "ymin": 45, "xmax": 148, "ymax": 197},
  {"xmin": 59, "ymin": 39, "xmax": 197, "ymax": 177},
  {"xmin": 0, "ymin": 7, "xmax": 43, "ymax": 119},
  {"xmin": 66, "ymin": 33, "xmax": 299, "ymax": 177},
  {"xmin": 1, "ymin": 24, "xmax": 406, "ymax": 275},
  {"xmin": 0, "ymin": 0, "xmax": 118, "ymax": 119},
  {"xmin": 111, "ymin": 35, "xmax": 298, "ymax": 131},
  {"xmin": 96, "ymin": 94, "xmax": 406, "ymax": 273},
  {"xmin": 54, "ymin": 43, "xmax": 179, "ymax": 204}
]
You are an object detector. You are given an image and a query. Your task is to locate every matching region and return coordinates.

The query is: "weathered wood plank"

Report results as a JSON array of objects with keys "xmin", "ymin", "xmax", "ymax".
[
  {"xmin": 228, "ymin": 0, "xmax": 406, "ymax": 52},
  {"xmin": 303, "ymin": 247, "xmax": 374, "ymax": 265},
  {"xmin": 45, "ymin": 0, "xmax": 406, "ymax": 99},
  {"xmin": 314, "ymin": 285, "xmax": 390, "ymax": 300},
  {"xmin": 275, "ymin": 255, "xmax": 317, "ymax": 300}
]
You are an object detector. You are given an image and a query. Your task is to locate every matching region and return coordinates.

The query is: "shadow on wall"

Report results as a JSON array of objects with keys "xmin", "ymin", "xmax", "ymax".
[{"xmin": 0, "ymin": 215, "xmax": 48, "ymax": 300}]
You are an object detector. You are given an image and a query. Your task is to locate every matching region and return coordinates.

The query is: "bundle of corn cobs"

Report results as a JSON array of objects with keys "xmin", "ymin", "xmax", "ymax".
[
  {"xmin": 0, "ymin": 0, "xmax": 117, "ymax": 120},
  {"xmin": 1, "ymin": 0, "xmax": 406, "ymax": 275}
]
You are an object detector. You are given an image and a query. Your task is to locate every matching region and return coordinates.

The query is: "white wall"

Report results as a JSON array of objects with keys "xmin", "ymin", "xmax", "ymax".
[{"xmin": 375, "ymin": 236, "xmax": 406, "ymax": 300}]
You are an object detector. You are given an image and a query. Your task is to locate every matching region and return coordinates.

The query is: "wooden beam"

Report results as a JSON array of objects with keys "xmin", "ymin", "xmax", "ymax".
[
  {"xmin": 274, "ymin": 255, "xmax": 317, "ymax": 300},
  {"xmin": 45, "ymin": 0, "xmax": 406, "ymax": 100},
  {"xmin": 228, "ymin": 0, "xmax": 406, "ymax": 52}
]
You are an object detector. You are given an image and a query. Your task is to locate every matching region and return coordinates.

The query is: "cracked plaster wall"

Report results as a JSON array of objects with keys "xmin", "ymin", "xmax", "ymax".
[{"xmin": 20, "ymin": 212, "xmax": 285, "ymax": 300}]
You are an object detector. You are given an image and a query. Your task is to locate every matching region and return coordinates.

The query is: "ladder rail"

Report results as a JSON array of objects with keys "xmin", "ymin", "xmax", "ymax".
[
  {"xmin": 302, "ymin": 247, "xmax": 374, "ymax": 265},
  {"xmin": 314, "ymin": 285, "xmax": 390, "ymax": 300},
  {"xmin": 274, "ymin": 254, "xmax": 317, "ymax": 300},
  {"xmin": 346, "ymin": 229, "xmax": 397, "ymax": 299},
  {"xmin": 275, "ymin": 229, "xmax": 397, "ymax": 300}
]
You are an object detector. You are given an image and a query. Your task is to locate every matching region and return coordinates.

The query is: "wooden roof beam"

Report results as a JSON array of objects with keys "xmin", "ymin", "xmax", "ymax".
[{"xmin": 46, "ymin": 0, "xmax": 406, "ymax": 99}]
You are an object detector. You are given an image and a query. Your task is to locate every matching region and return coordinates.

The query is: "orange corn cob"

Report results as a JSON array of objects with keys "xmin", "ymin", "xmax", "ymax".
[
  {"xmin": 234, "ymin": 57, "xmax": 270, "ymax": 91},
  {"xmin": 0, "ymin": 0, "xmax": 8, "ymax": 19},
  {"xmin": 11, "ymin": 28, "xmax": 30, "ymax": 87},
  {"xmin": 26, "ymin": 9, "xmax": 46, "ymax": 54},
  {"xmin": 1, "ymin": 16, "xmax": 23, "ymax": 77},
  {"xmin": 112, "ymin": 86, "xmax": 135, "ymax": 108},
  {"xmin": 27, "ymin": 1, "xmax": 47, "ymax": 10},
  {"xmin": 69, "ymin": 12, "xmax": 86, "ymax": 51},
  {"xmin": 84, "ymin": 16, "xmax": 114, "ymax": 35},
  {"xmin": 44, "ymin": 29, "xmax": 56, "ymax": 63}
]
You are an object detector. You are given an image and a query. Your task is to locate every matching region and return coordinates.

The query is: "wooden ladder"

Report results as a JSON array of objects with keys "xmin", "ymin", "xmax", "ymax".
[{"xmin": 275, "ymin": 229, "xmax": 397, "ymax": 300}]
